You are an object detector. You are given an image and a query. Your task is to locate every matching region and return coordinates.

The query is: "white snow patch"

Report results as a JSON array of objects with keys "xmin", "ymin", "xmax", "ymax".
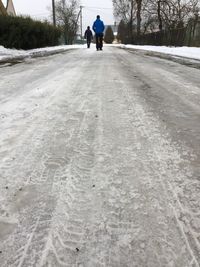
[
  {"xmin": 0, "ymin": 44, "xmax": 85, "ymax": 62},
  {"xmin": 0, "ymin": 216, "xmax": 18, "ymax": 224},
  {"xmin": 110, "ymin": 44, "xmax": 200, "ymax": 61}
]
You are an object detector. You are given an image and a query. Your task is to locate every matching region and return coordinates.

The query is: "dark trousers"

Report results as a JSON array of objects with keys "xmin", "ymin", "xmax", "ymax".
[
  {"xmin": 87, "ymin": 38, "xmax": 91, "ymax": 48},
  {"xmin": 95, "ymin": 33, "xmax": 103, "ymax": 50}
]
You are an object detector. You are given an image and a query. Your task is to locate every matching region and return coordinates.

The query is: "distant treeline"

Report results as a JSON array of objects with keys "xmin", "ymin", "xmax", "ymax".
[{"xmin": 0, "ymin": 15, "xmax": 61, "ymax": 50}]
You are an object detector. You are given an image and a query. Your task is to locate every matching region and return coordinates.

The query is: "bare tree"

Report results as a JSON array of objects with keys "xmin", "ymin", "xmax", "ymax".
[
  {"xmin": 113, "ymin": 0, "xmax": 136, "ymax": 41},
  {"xmin": 136, "ymin": 0, "xmax": 143, "ymax": 36},
  {"xmin": 113, "ymin": 0, "xmax": 200, "ymax": 44},
  {"xmin": 157, "ymin": 0, "xmax": 163, "ymax": 30},
  {"xmin": 55, "ymin": 0, "xmax": 80, "ymax": 44},
  {"xmin": 113, "ymin": 0, "xmax": 135, "ymax": 23},
  {"xmin": 113, "ymin": 0, "xmax": 145, "ymax": 38},
  {"xmin": 153, "ymin": 0, "xmax": 200, "ymax": 30},
  {"xmin": 141, "ymin": 0, "xmax": 200, "ymax": 34},
  {"xmin": 141, "ymin": 0, "xmax": 165, "ymax": 32}
]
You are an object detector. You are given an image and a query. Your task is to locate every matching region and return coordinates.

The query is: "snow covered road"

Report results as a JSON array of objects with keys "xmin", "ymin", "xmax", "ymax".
[{"xmin": 0, "ymin": 47, "xmax": 200, "ymax": 267}]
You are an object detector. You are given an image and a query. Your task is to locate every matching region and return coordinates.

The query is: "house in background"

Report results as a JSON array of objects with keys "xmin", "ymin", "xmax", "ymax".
[{"xmin": 0, "ymin": 0, "xmax": 16, "ymax": 16}]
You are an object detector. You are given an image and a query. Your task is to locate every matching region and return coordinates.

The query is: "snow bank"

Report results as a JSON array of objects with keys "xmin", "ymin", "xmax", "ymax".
[
  {"xmin": 1, "ymin": 43, "xmax": 200, "ymax": 63},
  {"xmin": 0, "ymin": 44, "xmax": 85, "ymax": 63},
  {"xmin": 116, "ymin": 44, "xmax": 200, "ymax": 61}
]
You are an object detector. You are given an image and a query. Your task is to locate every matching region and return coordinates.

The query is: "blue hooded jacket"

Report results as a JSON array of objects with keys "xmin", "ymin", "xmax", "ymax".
[{"xmin": 92, "ymin": 18, "xmax": 105, "ymax": 34}]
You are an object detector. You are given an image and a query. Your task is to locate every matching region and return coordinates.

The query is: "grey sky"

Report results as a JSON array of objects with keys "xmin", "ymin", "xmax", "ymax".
[{"xmin": 8, "ymin": 0, "xmax": 114, "ymax": 31}]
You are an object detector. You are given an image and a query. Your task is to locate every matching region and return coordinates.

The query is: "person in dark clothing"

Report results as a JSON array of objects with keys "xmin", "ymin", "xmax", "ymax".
[
  {"xmin": 92, "ymin": 15, "xmax": 105, "ymax": 51},
  {"xmin": 84, "ymin": 26, "xmax": 93, "ymax": 48}
]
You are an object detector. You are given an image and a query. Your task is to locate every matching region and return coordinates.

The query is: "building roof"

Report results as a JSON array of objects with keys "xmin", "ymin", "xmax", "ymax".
[
  {"xmin": 0, "ymin": 0, "xmax": 7, "ymax": 15},
  {"xmin": 6, "ymin": 0, "xmax": 16, "ymax": 15},
  {"xmin": 0, "ymin": 0, "xmax": 16, "ymax": 16}
]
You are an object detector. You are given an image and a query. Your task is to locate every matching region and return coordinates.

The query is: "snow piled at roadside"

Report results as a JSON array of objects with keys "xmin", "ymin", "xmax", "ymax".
[
  {"xmin": 0, "ymin": 44, "xmax": 85, "ymax": 62},
  {"xmin": 1, "ymin": 43, "xmax": 200, "ymax": 62},
  {"xmin": 117, "ymin": 44, "xmax": 200, "ymax": 61}
]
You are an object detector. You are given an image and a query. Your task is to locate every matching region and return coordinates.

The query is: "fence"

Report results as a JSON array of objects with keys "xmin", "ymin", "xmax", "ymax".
[
  {"xmin": 185, "ymin": 19, "xmax": 200, "ymax": 47},
  {"xmin": 131, "ymin": 18, "xmax": 200, "ymax": 47},
  {"xmin": 133, "ymin": 28, "xmax": 186, "ymax": 46}
]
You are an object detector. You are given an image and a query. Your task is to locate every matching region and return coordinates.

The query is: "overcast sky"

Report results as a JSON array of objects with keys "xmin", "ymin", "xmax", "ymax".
[{"xmin": 4, "ymin": 0, "xmax": 115, "ymax": 31}]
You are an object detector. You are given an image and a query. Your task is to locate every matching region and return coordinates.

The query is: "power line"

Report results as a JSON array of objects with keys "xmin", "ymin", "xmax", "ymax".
[
  {"xmin": 84, "ymin": 8, "xmax": 113, "ymax": 18},
  {"xmin": 83, "ymin": 6, "xmax": 113, "ymax": 17},
  {"xmin": 84, "ymin": 6, "xmax": 113, "ymax": 10},
  {"xmin": 31, "ymin": 12, "xmax": 50, "ymax": 17},
  {"xmin": 31, "ymin": 5, "xmax": 113, "ymax": 19}
]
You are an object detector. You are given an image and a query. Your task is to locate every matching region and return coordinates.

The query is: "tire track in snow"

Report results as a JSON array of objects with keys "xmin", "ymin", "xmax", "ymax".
[
  {"xmin": 122, "ymin": 78, "xmax": 200, "ymax": 266},
  {"xmin": 1, "ymin": 48, "xmax": 200, "ymax": 266},
  {"xmin": 0, "ymin": 53, "xmax": 91, "ymax": 266},
  {"xmin": 40, "ymin": 107, "xmax": 98, "ymax": 266}
]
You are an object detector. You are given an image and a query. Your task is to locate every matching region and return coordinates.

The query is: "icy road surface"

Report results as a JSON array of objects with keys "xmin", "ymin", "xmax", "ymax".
[{"xmin": 0, "ymin": 47, "xmax": 200, "ymax": 267}]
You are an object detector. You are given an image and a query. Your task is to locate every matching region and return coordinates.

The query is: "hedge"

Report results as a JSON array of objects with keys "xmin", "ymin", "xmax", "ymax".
[{"xmin": 0, "ymin": 15, "xmax": 62, "ymax": 50}]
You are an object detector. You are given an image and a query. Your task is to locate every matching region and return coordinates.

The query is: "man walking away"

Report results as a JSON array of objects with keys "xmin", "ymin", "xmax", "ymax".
[
  {"xmin": 84, "ymin": 26, "xmax": 93, "ymax": 48},
  {"xmin": 92, "ymin": 15, "xmax": 105, "ymax": 51}
]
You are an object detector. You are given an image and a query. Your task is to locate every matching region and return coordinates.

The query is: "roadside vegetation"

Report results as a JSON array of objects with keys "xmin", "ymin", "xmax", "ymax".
[
  {"xmin": 55, "ymin": 0, "xmax": 80, "ymax": 45},
  {"xmin": 104, "ymin": 26, "xmax": 115, "ymax": 44},
  {"xmin": 0, "ymin": 15, "xmax": 61, "ymax": 50}
]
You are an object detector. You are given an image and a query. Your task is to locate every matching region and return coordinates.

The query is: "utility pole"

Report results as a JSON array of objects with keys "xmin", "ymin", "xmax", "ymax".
[
  {"xmin": 80, "ymin": 6, "xmax": 83, "ymax": 40},
  {"xmin": 52, "ymin": 0, "xmax": 56, "ymax": 26}
]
